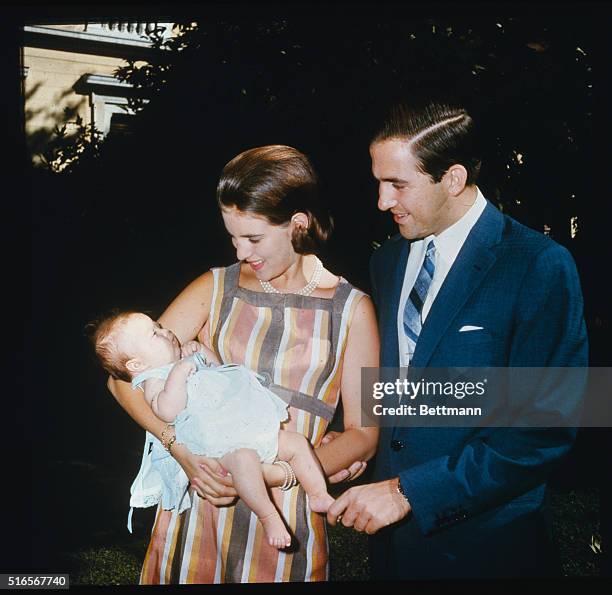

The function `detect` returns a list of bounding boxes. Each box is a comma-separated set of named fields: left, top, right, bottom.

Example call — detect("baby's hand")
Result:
left=181, top=340, right=204, bottom=358
left=175, top=357, right=197, bottom=376
left=200, top=345, right=221, bottom=366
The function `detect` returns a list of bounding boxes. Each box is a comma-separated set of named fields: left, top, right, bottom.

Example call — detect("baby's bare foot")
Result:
left=260, top=512, right=291, bottom=549
left=308, top=492, right=335, bottom=513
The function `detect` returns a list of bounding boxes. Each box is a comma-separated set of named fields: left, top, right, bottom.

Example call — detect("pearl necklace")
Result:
left=259, top=256, right=323, bottom=296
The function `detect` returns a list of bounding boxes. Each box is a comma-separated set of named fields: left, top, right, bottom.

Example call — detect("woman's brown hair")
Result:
left=217, top=145, right=333, bottom=254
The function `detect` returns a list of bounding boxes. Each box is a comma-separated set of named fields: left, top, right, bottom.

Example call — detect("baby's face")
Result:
left=118, top=313, right=181, bottom=370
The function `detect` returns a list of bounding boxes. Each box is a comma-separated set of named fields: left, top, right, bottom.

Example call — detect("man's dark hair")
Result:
left=371, top=101, right=482, bottom=185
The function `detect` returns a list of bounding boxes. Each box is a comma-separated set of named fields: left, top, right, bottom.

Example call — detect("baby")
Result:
left=91, top=310, right=334, bottom=548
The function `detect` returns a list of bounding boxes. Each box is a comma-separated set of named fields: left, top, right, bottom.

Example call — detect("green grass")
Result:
left=60, top=488, right=600, bottom=584
left=328, top=522, right=370, bottom=581
left=66, top=545, right=147, bottom=586
left=551, top=489, right=601, bottom=577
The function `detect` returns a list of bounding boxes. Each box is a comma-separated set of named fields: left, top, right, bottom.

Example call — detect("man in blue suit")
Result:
left=327, top=100, right=588, bottom=579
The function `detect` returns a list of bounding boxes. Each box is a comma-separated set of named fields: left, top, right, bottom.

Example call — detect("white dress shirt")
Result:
left=397, top=187, right=487, bottom=367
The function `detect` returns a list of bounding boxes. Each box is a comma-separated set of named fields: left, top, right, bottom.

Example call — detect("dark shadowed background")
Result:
left=10, top=1, right=611, bottom=580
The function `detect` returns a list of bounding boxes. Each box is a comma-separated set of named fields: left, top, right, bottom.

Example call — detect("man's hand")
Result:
left=321, top=430, right=368, bottom=484
left=327, top=478, right=411, bottom=534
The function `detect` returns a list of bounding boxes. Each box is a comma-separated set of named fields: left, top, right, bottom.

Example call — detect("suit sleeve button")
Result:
left=390, top=440, right=404, bottom=451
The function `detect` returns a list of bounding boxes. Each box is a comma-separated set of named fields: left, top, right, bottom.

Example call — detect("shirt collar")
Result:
left=431, top=186, right=487, bottom=261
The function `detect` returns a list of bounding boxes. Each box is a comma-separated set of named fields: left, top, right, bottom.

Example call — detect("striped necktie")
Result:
left=403, top=239, right=436, bottom=361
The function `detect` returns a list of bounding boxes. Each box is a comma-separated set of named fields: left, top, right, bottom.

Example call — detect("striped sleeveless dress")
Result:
left=139, top=263, right=366, bottom=583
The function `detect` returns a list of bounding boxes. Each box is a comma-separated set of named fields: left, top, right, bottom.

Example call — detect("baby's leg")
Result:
left=277, top=431, right=334, bottom=513
left=219, top=449, right=291, bottom=549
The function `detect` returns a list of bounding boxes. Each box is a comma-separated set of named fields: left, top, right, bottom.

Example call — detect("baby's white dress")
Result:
left=126, top=353, right=288, bottom=532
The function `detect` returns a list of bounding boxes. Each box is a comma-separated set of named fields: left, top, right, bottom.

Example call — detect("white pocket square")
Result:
left=459, top=325, right=484, bottom=332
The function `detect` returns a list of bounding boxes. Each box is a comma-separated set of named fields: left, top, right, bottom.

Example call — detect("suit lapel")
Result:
left=411, top=202, right=504, bottom=368
left=380, top=238, right=410, bottom=367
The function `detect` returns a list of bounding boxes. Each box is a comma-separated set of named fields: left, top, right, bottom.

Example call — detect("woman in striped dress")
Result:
left=110, top=145, right=379, bottom=582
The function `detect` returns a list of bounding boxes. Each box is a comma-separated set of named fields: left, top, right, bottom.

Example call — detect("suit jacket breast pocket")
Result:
left=456, top=329, right=496, bottom=345
left=436, top=329, right=506, bottom=367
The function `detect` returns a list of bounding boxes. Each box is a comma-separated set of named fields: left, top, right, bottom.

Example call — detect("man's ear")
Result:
left=126, top=358, right=144, bottom=373
left=444, top=165, right=468, bottom=196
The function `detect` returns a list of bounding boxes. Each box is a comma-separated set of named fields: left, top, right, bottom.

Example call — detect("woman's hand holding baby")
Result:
left=191, top=459, right=238, bottom=506
left=171, top=445, right=238, bottom=505
left=190, top=460, right=286, bottom=505
left=320, top=430, right=368, bottom=484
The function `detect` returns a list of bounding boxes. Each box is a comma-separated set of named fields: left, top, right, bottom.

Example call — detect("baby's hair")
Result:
left=85, top=309, right=141, bottom=383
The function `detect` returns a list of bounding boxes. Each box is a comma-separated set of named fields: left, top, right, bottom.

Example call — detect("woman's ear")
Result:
left=444, top=165, right=468, bottom=196
left=291, top=212, right=310, bottom=231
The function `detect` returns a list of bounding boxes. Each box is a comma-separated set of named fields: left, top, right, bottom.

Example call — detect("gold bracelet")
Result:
left=161, top=423, right=175, bottom=452
left=166, top=434, right=177, bottom=453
